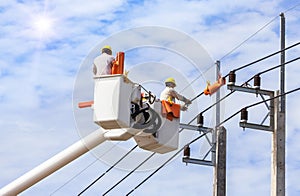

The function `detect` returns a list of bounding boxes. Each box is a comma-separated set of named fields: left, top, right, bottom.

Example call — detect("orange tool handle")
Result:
left=78, top=101, right=94, bottom=108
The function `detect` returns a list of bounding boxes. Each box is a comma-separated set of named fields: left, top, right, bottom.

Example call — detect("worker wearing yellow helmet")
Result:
left=160, top=77, right=192, bottom=111
left=93, top=45, right=115, bottom=77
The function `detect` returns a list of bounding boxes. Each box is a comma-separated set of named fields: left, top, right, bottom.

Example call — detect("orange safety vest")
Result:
left=161, top=100, right=180, bottom=121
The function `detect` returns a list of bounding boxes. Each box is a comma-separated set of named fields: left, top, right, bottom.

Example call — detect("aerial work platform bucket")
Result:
left=93, top=74, right=140, bottom=129
left=86, top=74, right=180, bottom=154
left=134, top=100, right=179, bottom=154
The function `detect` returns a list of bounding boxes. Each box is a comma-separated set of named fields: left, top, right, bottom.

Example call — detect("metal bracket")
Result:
left=179, top=123, right=213, bottom=133
left=180, top=123, right=214, bottom=166
left=228, top=84, right=275, bottom=131
left=227, top=84, right=273, bottom=96
left=240, top=122, right=273, bottom=132
left=182, top=157, right=213, bottom=166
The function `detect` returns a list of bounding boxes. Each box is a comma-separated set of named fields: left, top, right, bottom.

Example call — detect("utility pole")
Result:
left=213, top=126, right=226, bottom=196
left=213, top=61, right=226, bottom=196
left=181, top=61, right=227, bottom=196
left=280, top=13, right=286, bottom=112
left=271, top=13, right=286, bottom=196
left=271, top=91, right=285, bottom=196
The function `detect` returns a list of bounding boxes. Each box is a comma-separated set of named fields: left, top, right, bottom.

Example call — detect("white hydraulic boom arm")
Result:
left=0, top=129, right=107, bottom=195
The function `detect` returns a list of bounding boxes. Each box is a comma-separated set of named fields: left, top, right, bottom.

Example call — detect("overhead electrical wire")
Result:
left=216, top=86, right=300, bottom=128
left=50, top=159, right=98, bottom=196
left=247, top=56, right=300, bottom=79
left=101, top=91, right=208, bottom=195
left=126, top=87, right=300, bottom=195
left=125, top=56, right=300, bottom=194
left=102, top=152, right=156, bottom=195
left=224, top=0, right=300, bottom=62
left=85, top=49, right=300, bottom=195
left=49, top=4, right=300, bottom=196
left=181, top=0, right=300, bottom=93
left=78, top=145, right=138, bottom=196
left=225, top=41, right=300, bottom=76
left=245, top=87, right=300, bottom=110
left=87, top=23, right=300, bottom=195
left=78, top=90, right=206, bottom=195
left=72, top=5, right=300, bottom=194
left=181, top=42, right=300, bottom=105
left=50, top=141, right=123, bottom=195
left=105, top=6, right=300, bottom=194
left=78, top=46, right=300, bottom=195
left=126, top=132, right=208, bottom=195
left=181, top=40, right=300, bottom=96
left=282, top=2, right=300, bottom=14
left=181, top=13, right=280, bottom=92
left=219, top=15, right=279, bottom=61
left=124, top=26, right=300, bottom=196
left=201, top=52, right=300, bottom=116
left=99, top=90, right=211, bottom=195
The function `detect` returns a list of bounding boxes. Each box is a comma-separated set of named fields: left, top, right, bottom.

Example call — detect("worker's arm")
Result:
left=169, top=89, right=191, bottom=104
left=108, top=56, right=115, bottom=67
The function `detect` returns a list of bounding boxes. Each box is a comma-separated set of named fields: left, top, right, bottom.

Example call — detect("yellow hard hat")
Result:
left=165, top=77, right=176, bottom=86
left=102, top=45, right=112, bottom=51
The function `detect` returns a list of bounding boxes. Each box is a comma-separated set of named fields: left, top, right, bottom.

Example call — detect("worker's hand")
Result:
left=185, top=99, right=192, bottom=104
left=181, top=105, right=188, bottom=111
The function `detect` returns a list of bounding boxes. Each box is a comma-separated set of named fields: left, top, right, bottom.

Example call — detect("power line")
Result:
left=77, top=73, right=207, bottom=195
left=50, top=159, right=98, bottom=196
left=181, top=13, right=280, bottom=93
left=201, top=91, right=234, bottom=115
left=78, top=145, right=138, bottom=195
left=221, top=0, right=300, bottom=62
left=126, top=133, right=208, bottom=195
left=282, top=2, right=300, bottom=14
left=52, top=4, right=300, bottom=196
left=75, top=30, right=300, bottom=196
left=196, top=56, right=300, bottom=124
left=126, top=7, right=300, bottom=195
left=216, top=87, right=300, bottom=128
left=219, top=16, right=279, bottom=61
left=255, top=56, right=300, bottom=76
left=50, top=141, right=123, bottom=195
left=225, top=41, right=300, bottom=76
left=102, top=152, right=156, bottom=195
left=104, top=6, right=300, bottom=195
left=100, top=99, right=206, bottom=195
left=126, top=87, right=300, bottom=195
left=201, top=50, right=300, bottom=116
left=80, top=52, right=299, bottom=196
left=246, top=87, right=300, bottom=109
left=240, top=56, right=300, bottom=88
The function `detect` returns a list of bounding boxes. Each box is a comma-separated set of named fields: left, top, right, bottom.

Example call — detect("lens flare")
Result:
left=32, top=15, right=55, bottom=38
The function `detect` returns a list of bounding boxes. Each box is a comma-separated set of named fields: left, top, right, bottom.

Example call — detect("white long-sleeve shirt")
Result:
left=93, top=53, right=115, bottom=77
left=160, top=86, right=186, bottom=103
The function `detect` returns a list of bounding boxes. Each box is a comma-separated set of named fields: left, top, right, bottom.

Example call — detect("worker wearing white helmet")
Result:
left=160, top=77, right=192, bottom=111
left=93, top=45, right=115, bottom=77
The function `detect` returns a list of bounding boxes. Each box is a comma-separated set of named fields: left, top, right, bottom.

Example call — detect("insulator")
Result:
left=228, top=71, right=236, bottom=85
left=240, top=108, right=248, bottom=123
left=253, top=75, right=261, bottom=89
left=197, top=113, right=204, bottom=127
left=183, top=145, right=190, bottom=158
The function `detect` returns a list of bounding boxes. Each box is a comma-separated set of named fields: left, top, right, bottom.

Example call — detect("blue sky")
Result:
left=1, top=0, right=300, bottom=195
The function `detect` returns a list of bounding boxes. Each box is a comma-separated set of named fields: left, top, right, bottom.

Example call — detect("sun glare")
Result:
left=32, top=15, right=55, bottom=38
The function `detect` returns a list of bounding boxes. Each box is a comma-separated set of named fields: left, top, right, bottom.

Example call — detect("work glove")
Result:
left=183, top=97, right=192, bottom=104
left=181, top=105, right=188, bottom=111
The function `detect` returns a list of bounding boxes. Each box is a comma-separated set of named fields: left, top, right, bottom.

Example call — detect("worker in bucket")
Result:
left=160, top=77, right=192, bottom=111
left=93, top=45, right=115, bottom=77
